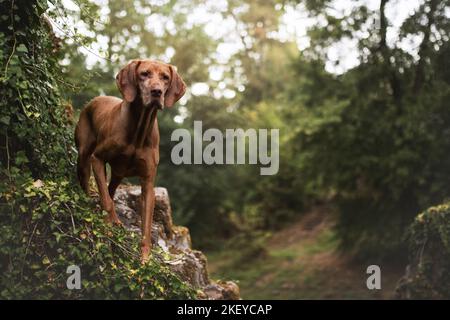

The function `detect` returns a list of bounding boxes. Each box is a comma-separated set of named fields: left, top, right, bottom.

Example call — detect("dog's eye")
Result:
left=162, top=74, right=170, bottom=81
left=141, top=71, right=150, bottom=77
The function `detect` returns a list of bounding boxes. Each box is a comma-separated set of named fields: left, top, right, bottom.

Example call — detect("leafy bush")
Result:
left=0, top=178, right=195, bottom=299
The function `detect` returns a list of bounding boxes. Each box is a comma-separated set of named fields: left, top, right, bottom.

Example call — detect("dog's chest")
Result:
left=109, top=146, right=156, bottom=177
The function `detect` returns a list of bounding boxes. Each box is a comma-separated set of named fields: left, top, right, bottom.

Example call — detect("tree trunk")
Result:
left=413, top=0, right=438, bottom=93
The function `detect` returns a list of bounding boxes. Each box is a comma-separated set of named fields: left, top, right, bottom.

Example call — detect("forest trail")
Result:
left=207, top=206, right=404, bottom=299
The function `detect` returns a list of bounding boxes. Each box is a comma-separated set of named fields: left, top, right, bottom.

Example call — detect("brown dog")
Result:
left=75, top=59, right=186, bottom=262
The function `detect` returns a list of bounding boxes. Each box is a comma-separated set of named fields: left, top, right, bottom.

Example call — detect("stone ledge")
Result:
left=114, top=185, right=240, bottom=300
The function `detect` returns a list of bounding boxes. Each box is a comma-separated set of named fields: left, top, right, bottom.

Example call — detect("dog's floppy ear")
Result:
left=116, top=60, right=140, bottom=103
left=165, top=65, right=186, bottom=108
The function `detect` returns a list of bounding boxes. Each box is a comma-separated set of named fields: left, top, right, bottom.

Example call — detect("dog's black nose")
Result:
left=151, top=89, right=162, bottom=98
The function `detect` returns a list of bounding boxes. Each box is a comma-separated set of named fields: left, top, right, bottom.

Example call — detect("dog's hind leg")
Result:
left=75, top=110, right=96, bottom=194
left=77, top=153, right=93, bottom=194
left=92, top=155, right=122, bottom=225
left=108, top=173, right=123, bottom=199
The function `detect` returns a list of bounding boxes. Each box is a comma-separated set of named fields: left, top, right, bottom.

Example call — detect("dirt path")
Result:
left=207, top=206, right=404, bottom=299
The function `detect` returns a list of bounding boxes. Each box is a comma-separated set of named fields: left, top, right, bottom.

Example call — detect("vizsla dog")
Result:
left=75, top=59, right=186, bottom=262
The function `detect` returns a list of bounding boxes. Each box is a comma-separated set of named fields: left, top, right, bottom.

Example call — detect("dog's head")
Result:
left=116, top=59, right=186, bottom=109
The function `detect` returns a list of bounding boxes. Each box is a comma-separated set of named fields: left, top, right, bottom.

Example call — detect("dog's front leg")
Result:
left=140, top=176, right=155, bottom=263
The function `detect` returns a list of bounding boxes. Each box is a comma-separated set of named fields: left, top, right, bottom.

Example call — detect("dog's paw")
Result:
left=113, top=219, right=123, bottom=227
left=140, top=247, right=152, bottom=264
left=105, top=215, right=123, bottom=227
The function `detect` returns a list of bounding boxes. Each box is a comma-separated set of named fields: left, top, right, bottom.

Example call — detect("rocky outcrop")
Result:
left=114, top=185, right=240, bottom=300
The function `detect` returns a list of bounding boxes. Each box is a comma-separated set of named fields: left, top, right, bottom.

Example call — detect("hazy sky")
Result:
left=280, top=0, right=423, bottom=73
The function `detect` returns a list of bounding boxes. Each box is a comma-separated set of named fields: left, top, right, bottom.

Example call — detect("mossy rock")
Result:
left=396, top=203, right=450, bottom=299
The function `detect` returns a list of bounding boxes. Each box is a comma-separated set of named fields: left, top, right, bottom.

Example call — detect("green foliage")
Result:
left=0, top=0, right=195, bottom=299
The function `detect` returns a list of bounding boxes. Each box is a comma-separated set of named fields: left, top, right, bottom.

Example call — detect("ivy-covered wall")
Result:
left=0, top=0, right=195, bottom=299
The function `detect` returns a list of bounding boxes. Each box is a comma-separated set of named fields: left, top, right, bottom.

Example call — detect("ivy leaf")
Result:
left=0, top=115, right=10, bottom=125
left=16, top=44, right=28, bottom=53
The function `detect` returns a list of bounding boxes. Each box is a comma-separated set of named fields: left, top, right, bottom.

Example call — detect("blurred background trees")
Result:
left=52, top=0, right=450, bottom=263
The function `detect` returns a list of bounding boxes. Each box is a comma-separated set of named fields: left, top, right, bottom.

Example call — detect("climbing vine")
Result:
left=0, top=0, right=195, bottom=299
